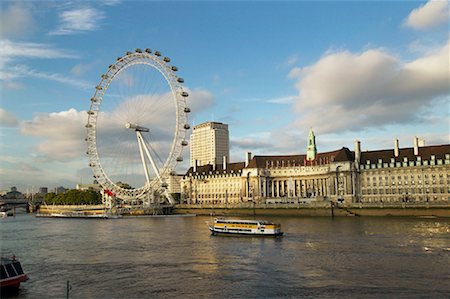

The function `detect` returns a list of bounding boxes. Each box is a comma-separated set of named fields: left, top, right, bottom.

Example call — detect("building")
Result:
left=167, top=174, right=183, bottom=194
left=190, top=121, right=229, bottom=167
left=357, top=138, right=450, bottom=203
left=39, top=187, right=48, bottom=194
left=182, top=157, right=245, bottom=204
left=181, top=132, right=450, bottom=205
left=76, top=183, right=102, bottom=192
left=54, top=186, right=68, bottom=194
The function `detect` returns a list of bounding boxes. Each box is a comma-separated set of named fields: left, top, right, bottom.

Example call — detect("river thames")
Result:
left=1, top=213, right=449, bottom=298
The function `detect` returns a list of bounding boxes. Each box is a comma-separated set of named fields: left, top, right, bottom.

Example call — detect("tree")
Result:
left=43, top=190, right=102, bottom=205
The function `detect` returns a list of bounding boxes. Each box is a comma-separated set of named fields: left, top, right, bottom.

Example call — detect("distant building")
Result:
left=55, top=186, right=68, bottom=194
left=3, top=187, right=24, bottom=199
left=182, top=131, right=450, bottom=205
left=190, top=121, right=229, bottom=167
left=39, top=187, right=48, bottom=194
left=76, top=183, right=102, bottom=192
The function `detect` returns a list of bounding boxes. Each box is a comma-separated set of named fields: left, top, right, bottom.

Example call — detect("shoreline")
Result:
left=33, top=203, right=450, bottom=218
left=173, top=205, right=450, bottom=217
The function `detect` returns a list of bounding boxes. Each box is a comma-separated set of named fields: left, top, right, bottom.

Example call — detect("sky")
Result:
left=0, top=0, right=449, bottom=191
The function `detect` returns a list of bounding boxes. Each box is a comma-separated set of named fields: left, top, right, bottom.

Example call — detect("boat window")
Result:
left=1, top=265, right=8, bottom=279
left=13, top=261, right=24, bottom=275
left=5, top=263, right=17, bottom=277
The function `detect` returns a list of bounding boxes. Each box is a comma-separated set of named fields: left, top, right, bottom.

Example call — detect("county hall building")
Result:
left=181, top=124, right=450, bottom=205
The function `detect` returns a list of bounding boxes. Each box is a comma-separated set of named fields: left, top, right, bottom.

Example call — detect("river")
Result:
left=1, top=213, right=449, bottom=298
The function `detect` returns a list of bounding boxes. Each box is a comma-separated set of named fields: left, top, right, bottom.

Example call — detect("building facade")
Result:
left=358, top=140, right=450, bottom=203
left=190, top=122, right=229, bottom=167
left=181, top=134, right=450, bottom=205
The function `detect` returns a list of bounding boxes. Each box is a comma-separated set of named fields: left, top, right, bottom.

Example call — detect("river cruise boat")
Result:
left=1, top=256, right=28, bottom=290
left=36, top=211, right=109, bottom=218
left=208, top=218, right=283, bottom=237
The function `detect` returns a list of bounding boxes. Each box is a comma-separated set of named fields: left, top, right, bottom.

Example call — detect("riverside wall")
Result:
left=34, top=203, right=450, bottom=217
left=173, top=203, right=450, bottom=217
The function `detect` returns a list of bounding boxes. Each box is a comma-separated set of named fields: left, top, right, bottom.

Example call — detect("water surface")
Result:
left=1, top=214, right=449, bottom=298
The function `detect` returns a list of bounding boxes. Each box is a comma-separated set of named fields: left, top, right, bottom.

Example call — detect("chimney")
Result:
left=418, top=138, right=425, bottom=147
left=245, top=152, right=252, bottom=167
left=223, top=156, right=227, bottom=170
left=194, top=159, right=197, bottom=172
left=394, top=139, right=399, bottom=157
left=413, top=136, right=419, bottom=156
left=355, top=140, right=361, bottom=166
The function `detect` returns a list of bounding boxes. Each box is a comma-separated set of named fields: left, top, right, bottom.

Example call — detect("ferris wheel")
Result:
left=85, top=48, right=191, bottom=205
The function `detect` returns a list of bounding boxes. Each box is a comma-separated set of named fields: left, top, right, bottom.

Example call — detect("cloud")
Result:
left=0, top=40, right=80, bottom=89
left=0, top=39, right=78, bottom=70
left=20, top=108, right=86, bottom=161
left=49, top=7, right=106, bottom=35
left=186, top=88, right=215, bottom=113
left=289, top=41, right=449, bottom=133
left=405, top=0, right=449, bottom=30
left=231, top=137, right=273, bottom=151
left=0, top=2, right=34, bottom=38
left=266, top=95, right=297, bottom=105
left=3, top=65, right=91, bottom=90
left=0, top=108, right=19, bottom=127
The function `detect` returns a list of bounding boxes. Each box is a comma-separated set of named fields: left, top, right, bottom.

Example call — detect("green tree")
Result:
left=44, top=189, right=102, bottom=205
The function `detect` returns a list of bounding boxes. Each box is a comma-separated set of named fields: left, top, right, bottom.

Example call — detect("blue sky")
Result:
left=1, top=0, right=449, bottom=191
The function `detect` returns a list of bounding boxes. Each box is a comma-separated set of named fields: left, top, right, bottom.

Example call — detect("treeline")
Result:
left=44, top=189, right=102, bottom=205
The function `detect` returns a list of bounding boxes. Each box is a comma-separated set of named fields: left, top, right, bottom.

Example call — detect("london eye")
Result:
left=85, top=48, right=191, bottom=205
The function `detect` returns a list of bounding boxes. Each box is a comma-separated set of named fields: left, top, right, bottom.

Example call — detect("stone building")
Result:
left=358, top=138, right=450, bottom=203
left=181, top=131, right=450, bottom=205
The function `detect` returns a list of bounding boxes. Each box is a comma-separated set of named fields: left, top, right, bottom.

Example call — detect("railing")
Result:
left=175, top=201, right=450, bottom=209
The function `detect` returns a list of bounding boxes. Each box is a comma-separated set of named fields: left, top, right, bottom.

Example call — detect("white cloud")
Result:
left=0, top=39, right=78, bottom=70
left=20, top=108, right=86, bottom=161
left=6, top=65, right=91, bottom=89
left=266, top=95, right=297, bottom=105
left=186, top=88, right=215, bottom=113
left=290, top=41, right=450, bottom=133
left=49, top=7, right=106, bottom=35
left=0, top=108, right=19, bottom=127
left=0, top=40, right=80, bottom=89
left=405, top=0, right=449, bottom=30
left=0, top=2, right=34, bottom=38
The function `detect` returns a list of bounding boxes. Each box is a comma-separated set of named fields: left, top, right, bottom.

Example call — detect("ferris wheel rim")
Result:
left=85, top=49, right=190, bottom=201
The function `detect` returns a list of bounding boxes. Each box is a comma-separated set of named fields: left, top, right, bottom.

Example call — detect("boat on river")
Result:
left=36, top=211, right=109, bottom=218
left=207, top=218, right=283, bottom=237
left=1, top=255, right=28, bottom=290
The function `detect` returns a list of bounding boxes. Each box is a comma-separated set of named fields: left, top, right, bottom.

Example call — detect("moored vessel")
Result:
left=207, top=218, right=283, bottom=237
left=1, top=255, right=28, bottom=290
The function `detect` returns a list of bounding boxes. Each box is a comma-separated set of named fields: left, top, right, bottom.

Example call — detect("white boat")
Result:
left=207, top=218, right=283, bottom=237
left=36, top=211, right=108, bottom=218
